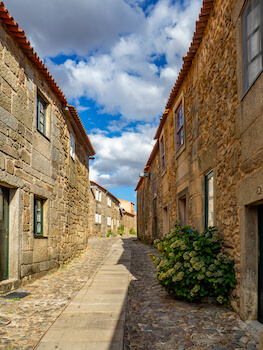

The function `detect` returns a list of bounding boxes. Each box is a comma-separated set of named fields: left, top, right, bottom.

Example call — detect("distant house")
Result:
left=136, top=0, right=263, bottom=323
left=0, top=2, right=95, bottom=292
left=90, top=181, right=137, bottom=236
left=90, top=181, right=120, bottom=237
left=118, top=199, right=137, bottom=235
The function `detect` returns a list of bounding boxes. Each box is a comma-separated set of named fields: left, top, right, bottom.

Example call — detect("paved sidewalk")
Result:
left=35, top=239, right=131, bottom=350
left=0, top=237, right=120, bottom=350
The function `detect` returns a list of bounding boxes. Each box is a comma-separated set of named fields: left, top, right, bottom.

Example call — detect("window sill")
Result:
left=34, top=235, right=48, bottom=239
left=161, top=168, right=166, bottom=177
left=176, top=142, right=186, bottom=158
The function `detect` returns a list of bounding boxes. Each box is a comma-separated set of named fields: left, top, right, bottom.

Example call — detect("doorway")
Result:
left=258, top=205, right=263, bottom=323
left=0, top=186, right=9, bottom=281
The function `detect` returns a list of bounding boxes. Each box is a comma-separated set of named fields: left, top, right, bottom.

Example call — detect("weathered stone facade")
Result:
left=118, top=198, right=137, bottom=235
left=90, top=182, right=137, bottom=237
left=136, top=0, right=263, bottom=322
left=90, top=181, right=121, bottom=237
left=0, top=4, right=95, bottom=292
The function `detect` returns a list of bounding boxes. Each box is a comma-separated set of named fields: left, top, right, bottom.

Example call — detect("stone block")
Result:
left=25, top=75, right=34, bottom=93
left=12, top=94, right=32, bottom=129
left=241, top=114, right=263, bottom=163
left=32, top=149, right=50, bottom=177
left=4, top=49, right=19, bottom=75
left=14, top=159, right=23, bottom=168
left=2, top=78, right=12, bottom=98
left=20, top=148, right=31, bottom=165
left=6, top=159, right=14, bottom=174
left=198, top=145, right=217, bottom=175
left=22, top=251, right=33, bottom=265
left=14, top=168, right=33, bottom=184
left=33, top=239, right=49, bottom=263
left=17, top=84, right=27, bottom=105
left=0, top=60, right=17, bottom=91
left=17, top=122, right=25, bottom=137
left=0, top=105, right=16, bottom=130
left=0, top=152, right=5, bottom=170
left=25, top=129, right=33, bottom=143
left=0, top=88, right=11, bottom=113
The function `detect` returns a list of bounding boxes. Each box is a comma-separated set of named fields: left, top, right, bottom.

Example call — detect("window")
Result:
left=95, top=213, right=101, bottom=224
left=178, top=189, right=188, bottom=227
left=205, top=170, right=214, bottom=228
left=34, top=197, right=44, bottom=237
left=153, top=180, right=157, bottom=199
left=95, top=190, right=102, bottom=201
left=107, top=216, right=111, bottom=226
left=107, top=197, right=111, bottom=207
left=70, top=133, right=75, bottom=161
left=160, top=136, right=165, bottom=171
left=36, top=94, right=47, bottom=136
left=176, top=103, right=184, bottom=150
left=242, top=0, right=263, bottom=94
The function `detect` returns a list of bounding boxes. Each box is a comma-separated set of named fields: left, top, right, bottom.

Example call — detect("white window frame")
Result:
left=241, top=0, right=263, bottom=95
left=107, top=197, right=111, bottom=207
left=107, top=216, right=111, bottom=226
left=70, top=133, right=76, bottom=161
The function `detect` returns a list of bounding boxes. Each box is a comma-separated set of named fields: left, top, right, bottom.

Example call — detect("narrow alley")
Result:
left=0, top=237, right=260, bottom=349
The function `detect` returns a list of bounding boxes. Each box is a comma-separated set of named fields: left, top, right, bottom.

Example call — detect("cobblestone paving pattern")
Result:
left=124, top=239, right=259, bottom=350
left=0, top=237, right=118, bottom=350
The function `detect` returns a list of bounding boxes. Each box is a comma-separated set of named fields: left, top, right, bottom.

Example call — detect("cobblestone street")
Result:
left=124, top=239, right=260, bottom=350
left=0, top=237, right=261, bottom=349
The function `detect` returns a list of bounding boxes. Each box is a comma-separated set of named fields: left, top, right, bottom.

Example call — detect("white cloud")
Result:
left=4, top=0, right=202, bottom=122
left=3, top=0, right=203, bottom=189
left=3, top=0, right=145, bottom=58
left=43, top=0, right=202, bottom=121
left=89, top=124, right=157, bottom=188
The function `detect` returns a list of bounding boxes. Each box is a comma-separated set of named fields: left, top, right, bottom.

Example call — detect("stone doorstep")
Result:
left=0, top=278, right=21, bottom=294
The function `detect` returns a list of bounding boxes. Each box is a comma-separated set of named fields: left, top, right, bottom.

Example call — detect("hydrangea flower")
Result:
left=183, top=252, right=190, bottom=260
left=174, top=262, right=182, bottom=270
left=208, top=264, right=216, bottom=271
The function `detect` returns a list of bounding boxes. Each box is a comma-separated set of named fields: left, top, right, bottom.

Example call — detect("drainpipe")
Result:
left=104, top=190, right=108, bottom=237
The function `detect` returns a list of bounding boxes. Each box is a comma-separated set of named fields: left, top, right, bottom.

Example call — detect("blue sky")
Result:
left=4, top=0, right=202, bottom=208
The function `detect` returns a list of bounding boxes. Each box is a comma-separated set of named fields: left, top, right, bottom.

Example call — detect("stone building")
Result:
left=136, top=0, right=263, bottom=322
left=118, top=198, right=137, bottom=235
left=90, top=181, right=120, bottom=237
left=0, top=3, right=95, bottom=292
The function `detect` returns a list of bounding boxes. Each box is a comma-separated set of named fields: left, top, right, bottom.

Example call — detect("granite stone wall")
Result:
left=136, top=0, right=263, bottom=321
left=0, top=18, right=93, bottom=292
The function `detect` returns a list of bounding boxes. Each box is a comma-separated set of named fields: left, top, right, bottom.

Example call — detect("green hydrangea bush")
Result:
left=151, top=222, right=236, bottom=304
